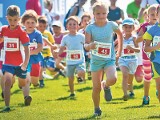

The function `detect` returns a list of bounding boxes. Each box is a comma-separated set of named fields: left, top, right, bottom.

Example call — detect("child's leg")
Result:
left=92, top=69, right=103, bottom=108
left=55, top=57, right=65, bottom=70
left=127, top=74, right=134, bottom=92
left=68, top=76, right=74, bottom=94
left=77, top=70, right=85, bottom=81
left=155, top=77, right=160, bottom=102
left=119, top=66, right=129, bottom=96
left=3, top=72, right=13, bottom=107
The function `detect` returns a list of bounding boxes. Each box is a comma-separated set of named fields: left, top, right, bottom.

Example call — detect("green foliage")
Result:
left=0, top=72, right=160, bottom=120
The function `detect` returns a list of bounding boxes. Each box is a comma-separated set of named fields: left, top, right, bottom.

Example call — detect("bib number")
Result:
left=67, top=50, right=82, bottom=61
left=4, top=37, right=19, bottom=51
left=122, top=44, right=135, bottom=56
left=92, top=42, right=111, bottom=58
left=153, top=36, right=160, bottom=51
left=29, top=43, right=37, bottom=51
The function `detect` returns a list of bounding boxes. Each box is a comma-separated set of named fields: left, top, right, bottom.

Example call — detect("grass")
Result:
left=0, top=71, right=160, bottom=120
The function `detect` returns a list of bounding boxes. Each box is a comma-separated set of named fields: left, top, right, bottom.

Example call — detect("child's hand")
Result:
left=51, top=44, right=58, bottom=50
left=89, top=42, right=97, bottom=50
left=126, top=45, right=133, bottom=50
left=52, top=50, right=58, bottom=58
left=21, top=64, right=27, bottom=71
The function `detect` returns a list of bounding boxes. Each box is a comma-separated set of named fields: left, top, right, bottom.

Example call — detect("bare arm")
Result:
left=30, top=43, right=43, bottom=55
left=84, top=32, right=96, bottom=51
left=144, top=40, right=160, bottom=52
left=21, top=45, right=30, bottom=70
left=136, top=28, right=144, bottom=44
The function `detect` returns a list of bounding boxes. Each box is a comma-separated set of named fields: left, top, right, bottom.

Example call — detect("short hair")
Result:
left=38, top=16, right=48, bottom=24
left=156, top=4, right=160, bottom=14
left=7, top=5, right=20, bottom=17
left=147, top=4, right=158, bottom=14
left=66, top=16, right=79, bottom=25
left=92, top=2, right=108, bottom=14
left=81, top=12, right=91, bottom=21
left=21, top=10, right=38, bottom=24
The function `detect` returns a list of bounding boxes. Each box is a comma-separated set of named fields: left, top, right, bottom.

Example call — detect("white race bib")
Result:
left=153, top=36, right=160, bottom=51
left=66, top=50, right=82, bottom=61
left=4, top=37, right=19, bottom=51
left=29, top=42, right=37, bottom=51
left=92, top=41, right=111, bottom=58
left=122, top=44, right=135, bottom=56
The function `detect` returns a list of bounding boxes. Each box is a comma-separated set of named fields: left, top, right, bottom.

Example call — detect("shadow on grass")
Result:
left=76, top=86, right=92, bottom=92
left=55, top=96, right=77, bottom=101
left=122, top=105, right=156, bottom=109
left=148, top=115, right=160, bottom=119
left=11, top=89, right=21, bottom=95
left=133, top=84, right=143, bottom=90
left=76, top=114, right=103, bottom=120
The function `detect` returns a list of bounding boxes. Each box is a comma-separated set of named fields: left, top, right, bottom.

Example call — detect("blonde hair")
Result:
left=66, top=16, right=79, bottom=25
left=147, top=4, right=158, bottom=14
left=92, top=2, right=108, bottom=14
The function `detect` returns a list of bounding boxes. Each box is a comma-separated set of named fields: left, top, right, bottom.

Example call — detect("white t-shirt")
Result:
left=140, top=0, right=158, bottom=8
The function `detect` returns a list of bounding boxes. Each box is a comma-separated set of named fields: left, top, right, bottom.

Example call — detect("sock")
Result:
left=39, top=80, right=44, bottom=84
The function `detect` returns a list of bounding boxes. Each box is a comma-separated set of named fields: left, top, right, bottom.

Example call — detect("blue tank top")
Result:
left=107, top=7, right=121, bottom=21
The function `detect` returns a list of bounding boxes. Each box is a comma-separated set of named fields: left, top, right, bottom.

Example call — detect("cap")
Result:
left=52, top=21, right=62, bottom=27
left=122, top=18, right=134, bottom=26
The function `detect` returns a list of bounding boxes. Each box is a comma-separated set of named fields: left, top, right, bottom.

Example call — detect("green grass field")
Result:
left=0, top=71, right=160, bottom=120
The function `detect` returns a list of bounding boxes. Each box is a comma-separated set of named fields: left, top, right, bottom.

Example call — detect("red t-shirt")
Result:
left=26, top=0, right=42, bottom=15
left=1, top=25, right=29, bottom=66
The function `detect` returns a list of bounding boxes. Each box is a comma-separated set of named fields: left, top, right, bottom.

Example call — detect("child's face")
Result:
left=6, top=15, right=20, bottom=30
left=148, top=9, right=157, bottom=24
left=93, top=6, right=107, bottom=23
left=23, top=18, right=37, bottom=33
left=66, top=20, right=79, bottom=33
left=81, top=16, right=90, bottom=27
left=37, top=23, right=47, bottom=33
left=52, top=26, right=61, bottom=35
left=122, top=25, right=134, bottom=35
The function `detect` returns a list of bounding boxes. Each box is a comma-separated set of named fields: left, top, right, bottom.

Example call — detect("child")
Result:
left=78, top=12, right=92, bottom=80
left=0, top=5, right=30, bottom=112
left=136, top=4, right=158, bottom=105
left=53, top=16, right=86, bottom=97
left=84, top=2, right=123, bottom=116
left=52, top=21, right=66, bottom=73
left=37, top=16, right=56, bottom=87
left=21, top=10, right=43, bottom=105
left=118, top=18, right=140, bottom=101
left=143, top=4, right=160, bottom=103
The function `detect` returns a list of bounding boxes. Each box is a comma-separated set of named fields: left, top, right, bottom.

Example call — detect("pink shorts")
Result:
left=0, top=61, right=2, bottom=69
left=59, top=52, right=66, bottom=58
left=135, top=65, right=143, bottom=78
left=29, top=63, right=40, bottom=77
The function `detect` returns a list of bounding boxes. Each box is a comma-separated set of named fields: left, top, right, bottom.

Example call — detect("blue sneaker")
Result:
left=142, top=96, right=150, bottom=105
left=94, top=109, right=102, bottom=117
left=0, top=106, right=10, bottom=113
left=104, top=87, right=112, bottom=101
left=129, top=91, right=135, bottom=97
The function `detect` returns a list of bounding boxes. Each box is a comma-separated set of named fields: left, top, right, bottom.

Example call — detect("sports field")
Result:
left=0, top=71, right=160, bottom=120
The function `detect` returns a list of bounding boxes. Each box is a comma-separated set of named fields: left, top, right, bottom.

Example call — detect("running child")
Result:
left=84, top=2, right=123, bottom=116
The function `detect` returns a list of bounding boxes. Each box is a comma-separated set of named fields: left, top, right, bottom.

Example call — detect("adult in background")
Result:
left=26, top=0, right=42, bottom=15
left=107, top=0, right=124, bottom=25
left=137, top=0, right=159, bottom=21
left=127, top=0, right=142, bottom=20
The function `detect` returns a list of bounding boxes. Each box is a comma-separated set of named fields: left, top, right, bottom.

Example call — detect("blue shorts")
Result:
left=40, top=57, right=55, bottom=69
left=2, top=64, right=27, bottom=79
left=118, top=57, right=138, bottom=74
left=152, top=62, right=160, bottom=79
left=90, top=59, right=115, bottom=72
left=66, top=63, right=86, bottom=77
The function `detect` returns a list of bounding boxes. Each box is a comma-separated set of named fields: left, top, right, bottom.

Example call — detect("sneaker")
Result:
left=59, top=70, right=66, bottom=77
left=42, top=72, right=53, bottom=79
left=129, top=91, right=135, bottom=97
left=77, top=77, right=83, bottom=83
left=69, top=93, right=75, bottom=97
left=0, top=106, right=10, bottom=113
left=39, top=83, right=45, bottom=88
left=156, top=90, right=158, bottom=98
left=33, top=84, right=39, bottom=88
left=104, top=87, right=112, bottom=101
left=142, top=96, right=150, bottom=105
left=1, top=91, right=4, bottom=99
left=123, top=95, right=129, bottom=101
left=94, top=109, right=102, bottom=117
left=24, top=96, right=32, bottom=106
left=88, top=71, right=92, bottom=80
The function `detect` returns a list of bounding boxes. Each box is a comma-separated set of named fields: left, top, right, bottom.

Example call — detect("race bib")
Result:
left=153, top=36, right=160, bottom=51
left=4, top=37, right=19, bottom=51
left=66, top=50, right=82, bottom=61
left=122, top=44, right=135, bottom=56
left=92, top=41, right=111, bottom=58
left=29, top=42, right=37, bottom=51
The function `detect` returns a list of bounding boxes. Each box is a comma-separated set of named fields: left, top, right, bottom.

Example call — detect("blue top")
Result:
left=61, top=33, right=85, bottom=65
left=85, top=21, right=118, bottom=61
left=28, top=29, right=43, bottom=64
left=107, top=7, right=121, bottom=21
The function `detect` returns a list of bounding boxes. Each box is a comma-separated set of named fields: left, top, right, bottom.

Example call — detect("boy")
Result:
left=0, top=5, right=30, bottom=112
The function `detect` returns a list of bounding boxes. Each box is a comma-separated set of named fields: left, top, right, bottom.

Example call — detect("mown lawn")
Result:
left=0, top=71, right=160, bottom=120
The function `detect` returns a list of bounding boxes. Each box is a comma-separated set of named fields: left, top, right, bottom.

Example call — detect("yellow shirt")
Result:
left=42, top=30, right=55, bottom=57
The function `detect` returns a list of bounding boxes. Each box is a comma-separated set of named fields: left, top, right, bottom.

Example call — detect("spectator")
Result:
left=127, top=0, right=142, bottom=19
left=26, top=0, right=42, bottom=15
left=107, top=0, right=124, bottom=25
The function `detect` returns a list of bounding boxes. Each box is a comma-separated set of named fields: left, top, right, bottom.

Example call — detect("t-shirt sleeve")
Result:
left=19, top=29, right=30, bottom=46
left=111, top=21, right=119, bottom=31
left=36, top=32, right=43, bottom=44
left=143, top=31, right=152, bottom=41
left=60, top=35, right=66, bottom=47
left=85, top=25, right=92, bottom=34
